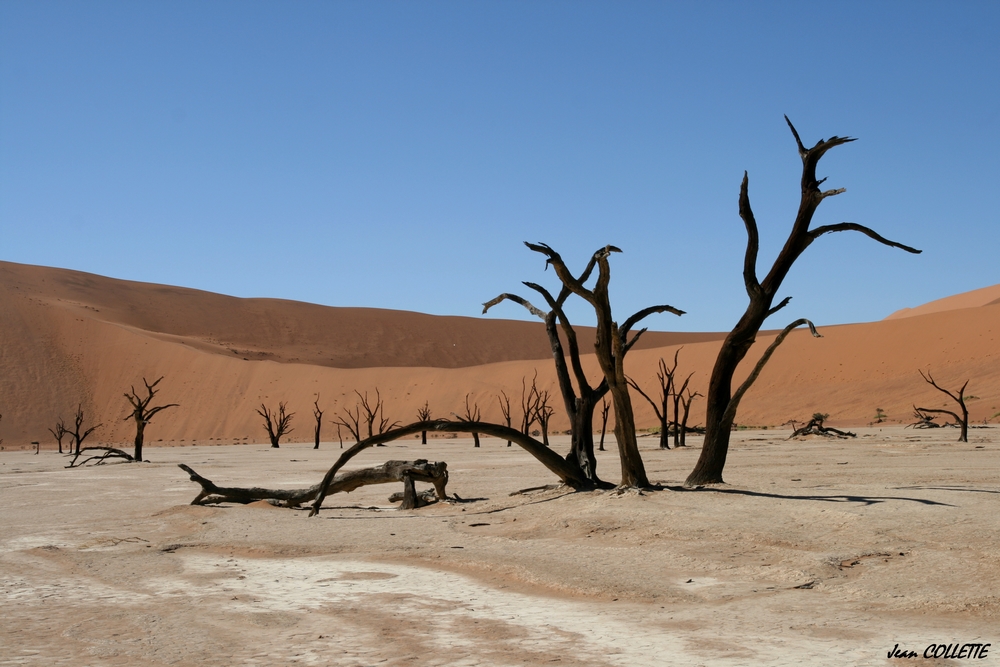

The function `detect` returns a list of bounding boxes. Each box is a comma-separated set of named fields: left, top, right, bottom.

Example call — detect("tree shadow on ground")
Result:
left=661, top=485, right=956, bottom=507
left=892, top=485, right=1000, bottom=496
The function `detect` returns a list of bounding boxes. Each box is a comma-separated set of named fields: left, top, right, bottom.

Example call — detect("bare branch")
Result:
left=721, top=319, right=822, bottom=428
left=766, top=296, right=792, bottom=319
left=739, top=172, right=762, bottom=297
left=620, top=304, right=685, bottom=339
left=482, top=293, right=547, bottom=319
left=809, top=222, right=922, bottom=254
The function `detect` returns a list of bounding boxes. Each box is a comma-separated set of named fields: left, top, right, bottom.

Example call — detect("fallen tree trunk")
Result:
left=178, top=459, right=449, bottom=510
left=67, top=446, right=137, bottom=467
left=788, top=418, right=856, bottom=439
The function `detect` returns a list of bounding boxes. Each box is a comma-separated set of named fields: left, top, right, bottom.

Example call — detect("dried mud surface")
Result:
left=2, top=427, right=998, bottom=666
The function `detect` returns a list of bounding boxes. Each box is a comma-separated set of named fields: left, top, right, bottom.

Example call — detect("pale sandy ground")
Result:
left=2, top=427, right=998, bottom=666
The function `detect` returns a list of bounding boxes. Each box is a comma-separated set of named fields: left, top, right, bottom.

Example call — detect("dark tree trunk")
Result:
left=659, top=417, right=670, bottom=449
left=685, top=119, right=920, bottom=487
left=134, top=422, right=145, bottom=462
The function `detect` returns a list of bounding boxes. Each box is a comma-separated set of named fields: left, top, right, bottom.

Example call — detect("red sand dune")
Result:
left=885, top=283, right=1000, bottom=320
left=1, top=260, right=998, bottom=447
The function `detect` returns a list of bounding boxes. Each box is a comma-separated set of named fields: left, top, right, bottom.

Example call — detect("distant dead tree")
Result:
left=48, top=418, right=69, bottom=454
left=914, top=370, right=970, bottom=442
left=532, top=389, right=555, bottom=447
left=497, top=391, right=513, bottom=447
left=789, top=413, right=856, bottom=439
left=685, top=118, right=920, bottom=487
left=485, top=243, right=682, bottom=488
left=312, top=396, right=324, bottom=450
left=123, top=377, right=178, bottom=461
left=69, top=405, right=101, bottom=456
left=677, top=386, right=702, bottom=447
left=627, top=354, right=678, bottom=450
left=906, top=409, right=940, bottom=429
left=460, top=394, right=482, bottom=447
left=598, top=398, right=610, bottom=452
left=519, top=373, right=542, bottom=436
left=335, top=389, right=399, bottom=447
left=335, top=403, right=362, bottom=444
left=416, top=401, right=432, bottom=444
left=257, top=402, right=294, bottom=448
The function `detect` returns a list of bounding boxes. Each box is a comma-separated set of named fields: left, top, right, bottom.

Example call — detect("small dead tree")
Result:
left=49, top=418, right=69, bottom=454
left=519, top=374, right=541, bottom=436
left=627, top=354, right=677, bottom=449
left=686, top=118, right=920, bottom=487
left=461, top=394, right=482, bottom=447
left=312, top=396, right=324, bottom=450
left=598, top=398, right=610, bottom=452
left=789, top=412, right=856, bottom=438
left=907, top=408, right=940, bottom=429
left=497, top=391, right=513, bottom=447
left=532, top=389, right=555, bottom=447
left=417, top=401, right=432, bottom=444
left=334, top=404, right=362, bottom=444
left=677, top=386, right=702, bottom=447
left=355, top=389, right=399, bottom=439
left=69, top=405, right=101, bottom=456
left=257, top=402, right=294, bottom=448
left=123, top=377, right=178, bottom=461
left=915, top=370, right=970, bottom=442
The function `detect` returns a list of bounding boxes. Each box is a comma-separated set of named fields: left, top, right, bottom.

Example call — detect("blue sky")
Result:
left=2, top=1, right=998, bottom=332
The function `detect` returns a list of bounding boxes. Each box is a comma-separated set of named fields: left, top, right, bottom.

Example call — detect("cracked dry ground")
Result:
left=2, top=427, right=998, bottom=666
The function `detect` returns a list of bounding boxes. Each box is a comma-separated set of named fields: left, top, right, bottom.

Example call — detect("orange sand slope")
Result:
left=885, top=283, right=1000, bottom=320
left=1, top=260, right=998, bottom=446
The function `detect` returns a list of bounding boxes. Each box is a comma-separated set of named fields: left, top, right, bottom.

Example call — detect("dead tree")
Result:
left=678, top=386, right=702, bottom=447
left=68, top=405, right=101, bottom=456
left=598, top=398, right=610, bottom=452
left=915, top=370, right=970, bottom=442
left=907, top=409, right=940, bottom=429
left=461, top=394, right=482, bottom=447
left=257, top=402, right=294, bottom=448
left=179, top=459, right=449, bottom=510
left=533, top=389, right=555, bottom=447
left=355, top=389, right=399, bottom=439
left=309, top=419, right=597, bottom=516
left=416, top=401, right=432, bottom=444
left=497, top=391, right=513, bottom=446
left=334, top=404, right=362, bottom=443
left=67, top=446, right=136, bottom=467
left=523, top=242, right=683, bottom=488
left=789, top=413, right=856, bottom=439
left=123, top=377, right=178, bottom=461
left=48, top=418, right=69, bottom=454
left=627, top=354, right=677, bottom=449
left=519, top=373, right=541, bottom=436
left=312, top=396, right=324, bottom=450
left=671, top=371, right=696, bottom=447
left=485, top=243, right=681, bottom=487
left=685, top=118, right=920, bottom=486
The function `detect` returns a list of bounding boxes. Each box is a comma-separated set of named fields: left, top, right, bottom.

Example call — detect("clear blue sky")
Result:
left=2, top=1, right=998, bottom=332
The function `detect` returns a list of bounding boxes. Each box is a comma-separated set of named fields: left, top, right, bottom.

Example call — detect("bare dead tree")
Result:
left=678, top=386, right=703, bottom=447
left=598, top=398, right=610, bottom=452
left=257, top=402, right=294, bottom=448
left=671, top=371, right=696, bottom=447
left=312, top=396, right=324, bottom=449
left=123, top=377, right=178, bottom=461
left=461, top=394, right=482, bottom=447
left=48, top=418, right=69, bottom=454
left=685, top=118, right=920, bottom=486
left=519, top=373, right=542, bottom=436
left=915, top=370, right=970, bottom=442
left=354, top=389, right=399, bottom=439
left=627, top=354, right=677, bottom=450
left=497, top=391, right=513, bottom=447
left=522, top=242, right=683, bottom=488
left=906, top=408, right=940, bottom=429
left=334, top=404, right=362, bottom=444
left=532, top=389, right=555, bottom=447
left=788, top=413, right=856, bottom=438
left=69, top=405, right=101, bottom=456
left=336, top=422, right=344, bottom=448
left=417, top=401, right=432, bottom=444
